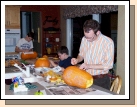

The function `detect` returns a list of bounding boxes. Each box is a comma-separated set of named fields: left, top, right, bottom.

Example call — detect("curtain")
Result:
left=63, top=5, right=118, bottom=19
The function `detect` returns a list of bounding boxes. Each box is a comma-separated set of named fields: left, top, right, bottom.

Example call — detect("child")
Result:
left=49, top=46, right=72, bottom=72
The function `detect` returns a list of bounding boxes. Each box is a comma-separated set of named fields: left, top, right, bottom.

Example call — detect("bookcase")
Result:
left=42, top=30, right=61, bottom=57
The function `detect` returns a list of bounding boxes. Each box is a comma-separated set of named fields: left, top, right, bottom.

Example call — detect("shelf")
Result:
left=44, top=31, right=61, bottom=34
left=43, top=52, right=58, bottom=57
left=42, top=29, right=61, bottom=56
left=43, top=42, right=61, bottom=44
left=44, top=33, right=61, bottom=34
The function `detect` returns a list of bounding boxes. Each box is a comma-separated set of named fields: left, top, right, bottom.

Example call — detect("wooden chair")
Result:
left=110, top=75, right=122, bottom=94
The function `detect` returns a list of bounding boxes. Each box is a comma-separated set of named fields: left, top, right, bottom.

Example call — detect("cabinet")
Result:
left=42, top=31, right=61, bottom=57
left=5, top=6, right=21, bottom=29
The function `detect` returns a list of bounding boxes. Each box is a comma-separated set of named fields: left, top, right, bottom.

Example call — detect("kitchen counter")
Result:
left=5, top=52, right=19, bottom=55
left=5, top=66, right=22, bottom=73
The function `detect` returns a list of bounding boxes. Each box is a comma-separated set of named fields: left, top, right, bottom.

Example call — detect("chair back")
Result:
left=110, top=75, right=122, bottom=94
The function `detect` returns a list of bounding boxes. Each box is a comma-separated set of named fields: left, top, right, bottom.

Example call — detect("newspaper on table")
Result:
left=46, top=85, right=96, bottom=95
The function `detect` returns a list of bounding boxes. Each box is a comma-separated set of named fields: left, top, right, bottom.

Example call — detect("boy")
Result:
left=49, top=46, right=72, bottom=72
left=15, top=32, right=34, bottom=53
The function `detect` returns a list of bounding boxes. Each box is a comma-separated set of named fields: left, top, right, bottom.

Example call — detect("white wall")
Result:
left=116, top=5, right=125, bottom=95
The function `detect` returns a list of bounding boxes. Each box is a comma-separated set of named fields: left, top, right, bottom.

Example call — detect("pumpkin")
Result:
left=63, top=66, right=93, bottom=88
left=21, top=51, right=37, bottom=60
left=34, top=58, right=50, bottom=68
left=42, top=55, right=48, bottom=59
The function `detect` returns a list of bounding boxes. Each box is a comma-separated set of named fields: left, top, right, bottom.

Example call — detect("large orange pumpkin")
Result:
left=21, top=51, right=37, bottom=60
left=34, top=58, right=50, bottom=68
left=63, top=66, right=93, bottom=88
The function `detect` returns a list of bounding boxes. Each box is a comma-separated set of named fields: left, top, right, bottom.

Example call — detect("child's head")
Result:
left=57, top=46, right=69, bottom=60
left=26, top=32, right=34, bottom=42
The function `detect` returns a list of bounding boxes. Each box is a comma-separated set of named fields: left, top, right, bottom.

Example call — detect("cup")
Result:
left=46, top=38, right=49, bottom=42
left=55, top=38, right=59, bottom=42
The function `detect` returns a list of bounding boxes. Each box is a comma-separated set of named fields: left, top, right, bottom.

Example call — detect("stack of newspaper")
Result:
left=47, top=86, right=97, bottom=95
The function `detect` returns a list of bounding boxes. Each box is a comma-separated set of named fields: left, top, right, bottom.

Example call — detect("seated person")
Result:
left=49, top=46, right=72, bottom=72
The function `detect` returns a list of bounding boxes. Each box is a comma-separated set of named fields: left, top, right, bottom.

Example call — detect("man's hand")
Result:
left=79, top=63, right=90, bottom=70
left=71, top=58, right=78, bottom=65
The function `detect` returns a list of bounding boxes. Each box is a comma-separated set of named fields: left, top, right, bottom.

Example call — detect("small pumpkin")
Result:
left=34, top=90, right=43, bottom=95
left=34, top=58, right=50, bottom=68
left=21, top=51, right=37, bottom=60
left=63, top=66, right=93, bottom=89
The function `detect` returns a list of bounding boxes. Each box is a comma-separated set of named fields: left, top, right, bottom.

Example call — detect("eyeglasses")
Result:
left=84, top=36, right=93, bottom=39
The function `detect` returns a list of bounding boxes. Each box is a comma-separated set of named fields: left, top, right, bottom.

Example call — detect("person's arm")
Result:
left=15, top=46, right=24, bottom=53
left=49, top=60, right=65, bottom=72
left=76, top=55, right=84, bottom=63
left=79, top=63, right=106, bottom=70
left=49, top=60, right=57, bottom=67
left=29, top=48, right=33, bottom=51
left=15, top=46, right=32, bottom=53
left=71, top=55, right=84, bottom=65
left=61, top=67, right=65, bottom=72
left=15, top=39, right=21, bottom=53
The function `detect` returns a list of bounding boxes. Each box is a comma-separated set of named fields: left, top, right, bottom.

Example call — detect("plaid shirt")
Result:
left=79, top=33, right=114, bottom=75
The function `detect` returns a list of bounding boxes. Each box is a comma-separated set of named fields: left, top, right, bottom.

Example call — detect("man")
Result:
left=71, top=19, right=114, bottom=90
left=15, top=32, right=34, bottom=59
left=49, top=46, right=72, bottom=72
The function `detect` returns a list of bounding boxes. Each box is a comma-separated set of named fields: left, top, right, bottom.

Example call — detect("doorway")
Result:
left=71, top=12, right=118, bottom=64
left=20, top=11, right=42, bottom=57
left=72, top=15, right=93, bottom=58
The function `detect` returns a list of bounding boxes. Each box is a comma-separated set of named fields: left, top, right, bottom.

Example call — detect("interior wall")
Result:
left=116, top=5, right=125, bottom=95
left=20, top=5, right=60, bottom=33
left=60, top=5, right=67, bottom=46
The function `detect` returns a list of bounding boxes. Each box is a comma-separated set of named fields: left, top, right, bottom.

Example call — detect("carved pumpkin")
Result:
left=21, top=51, right=37, bottom=60
left=35, top=58, right=50, bottom=68
left=63, top=66, right=93, bottom=89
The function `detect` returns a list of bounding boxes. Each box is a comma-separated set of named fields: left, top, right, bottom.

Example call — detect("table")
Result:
left=5, top=81, right=116, bottom=95
left=37, top=80, right=117, bottom=95
left=5, top=65, right=117, bottom=95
